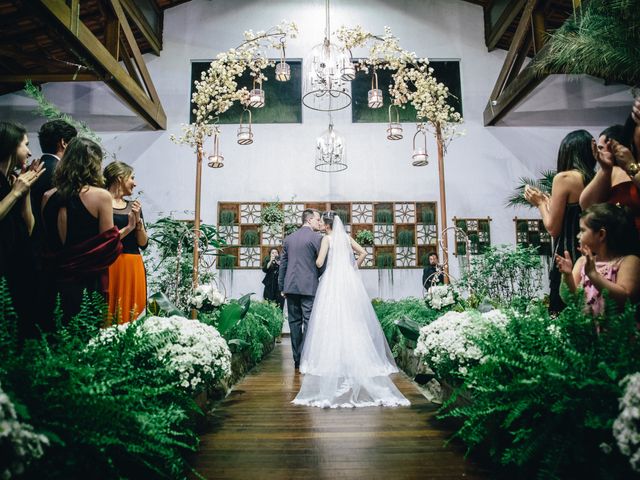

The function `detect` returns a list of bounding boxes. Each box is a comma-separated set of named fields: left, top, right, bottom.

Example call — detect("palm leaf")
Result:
left=506, top=170, right=556, bottom=208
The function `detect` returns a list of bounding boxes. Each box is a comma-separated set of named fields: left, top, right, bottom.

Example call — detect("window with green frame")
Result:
left=190, top=60, right=302, bottom=124
left=351, top=60, right=462, bottom=123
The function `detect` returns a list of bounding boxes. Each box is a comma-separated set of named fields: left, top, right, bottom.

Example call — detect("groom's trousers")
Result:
left=286, top=294, right=315, bottom=366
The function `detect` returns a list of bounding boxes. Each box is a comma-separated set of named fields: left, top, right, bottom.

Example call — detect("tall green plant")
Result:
left=375, top=209, right=393, bottom=224
left=397, top=230, right=415, bottom=247
left=533, top=0, right=640, bottom=85
left=460, top=244, right=543, bottom=306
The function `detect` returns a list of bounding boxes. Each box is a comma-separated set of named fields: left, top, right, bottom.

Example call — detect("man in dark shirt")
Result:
left=422, top=252, right=444, bottom=289
left=31, top=120, right=77, bottom=332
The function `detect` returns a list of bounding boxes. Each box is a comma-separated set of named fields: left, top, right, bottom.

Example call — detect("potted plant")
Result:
left=355, top=229, right=374, bottom=246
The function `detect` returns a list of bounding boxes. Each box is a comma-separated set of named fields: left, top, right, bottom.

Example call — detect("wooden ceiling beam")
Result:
left=0, top=73, right=101, bottom=82
left=485, top=0, right=527, bottom=51
left=30, top=0, right=166, bottom=130
left=120, top=0, right=162, bottom=56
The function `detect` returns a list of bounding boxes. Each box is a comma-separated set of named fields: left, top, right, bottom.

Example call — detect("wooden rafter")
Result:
left=29, top=0, right=166, bottom=130
left=483, top=0, right=548, bottom=126
left=485, top=0, right=527, bottom=52
left=120, top=0, right=162, bottom=56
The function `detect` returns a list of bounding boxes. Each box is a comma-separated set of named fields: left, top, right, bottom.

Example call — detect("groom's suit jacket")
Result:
left=278, top=226, right=323, bottom=296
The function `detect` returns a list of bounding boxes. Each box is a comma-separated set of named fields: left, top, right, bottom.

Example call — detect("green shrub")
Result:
left=376, top=253, right=394, bottom=269
left=441, top=293, right=639, bottom=478
left=421, top=208, right=436, bottom=224
left=242, top=230, right=259, bottom=246
left=375, top=209, right=393, bottom=224
left=397, top=230, right=415, bottom=247
left=219, top=255, right=236, bottom=269
left=219, top=210, right=236, bottom=225
left=355, top=229, right=374, bottom=246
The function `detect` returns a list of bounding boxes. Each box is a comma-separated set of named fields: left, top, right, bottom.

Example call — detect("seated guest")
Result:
left=104, top=161, right=148, bottom=324
left=41, top=138, right=131, bottom=321
left=0, top=121, right=45, bottom=339
left=555, top=203, right=640, bottom=316
left=422, top=252, right=444, bottom=288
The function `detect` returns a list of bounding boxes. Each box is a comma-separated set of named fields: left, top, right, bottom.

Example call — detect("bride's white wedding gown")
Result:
left=292, top=216, right=410, bottom=408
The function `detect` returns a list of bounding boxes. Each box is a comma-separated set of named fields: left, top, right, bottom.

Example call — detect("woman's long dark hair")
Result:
left=53, top=137, right=104, bottom=199
left=0, top=121, right=27, bottom=172
left=556, top=129, right=596, bottom=185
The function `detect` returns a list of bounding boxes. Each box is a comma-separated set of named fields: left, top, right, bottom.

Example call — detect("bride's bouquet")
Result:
left=188, top=284, right=226, bottom=312
left=425, top=284, right=456, bottom=310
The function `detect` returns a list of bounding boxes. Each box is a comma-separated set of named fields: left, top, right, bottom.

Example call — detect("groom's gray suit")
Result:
left=278, top=225, right=323, bottom=368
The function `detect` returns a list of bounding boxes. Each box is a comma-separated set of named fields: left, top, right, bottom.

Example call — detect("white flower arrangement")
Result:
left=188, top=284, right=226, bottom=311
left=90, top=316, right=232, bottom=394
left=0, top=382, right=49, bottom=478
left=414, top=309, right=509, bottom=378
left=613, top=372, right=640, bottom=472
left=336, top=25, right=464, bottom=144
left=171, top=20, right=297, bottom=149
left=425, top=284, right=456, bottom=310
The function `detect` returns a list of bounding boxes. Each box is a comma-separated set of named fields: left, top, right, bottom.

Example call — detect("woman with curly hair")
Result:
left=41, top=137, right=133, bottom=321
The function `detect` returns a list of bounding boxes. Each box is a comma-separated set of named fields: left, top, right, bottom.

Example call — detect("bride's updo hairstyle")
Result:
left=322, top=210, right=336, bottom=229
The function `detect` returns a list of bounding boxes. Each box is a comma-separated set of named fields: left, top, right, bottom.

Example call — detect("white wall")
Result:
left=0, top=0, right=632, bottom=300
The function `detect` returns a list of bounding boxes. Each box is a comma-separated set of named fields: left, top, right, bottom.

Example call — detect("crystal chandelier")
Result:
left=315, top=116, right=347, bottom=172
left=302, top=0, right=351, bottom=111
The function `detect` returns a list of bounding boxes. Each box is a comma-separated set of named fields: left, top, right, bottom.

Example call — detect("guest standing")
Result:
left=524, top=129, right=596, bottom=314
left=31, top=120, right=77, bottom=332
left=41, top=138, right=127, bottom=322
left=104, top=161, right=148, bottom=323
left=262, top=247, right=284, bottom=310
left=422, top=251, right=444, bottom=289
left=0, top=121, right=44, bottom=338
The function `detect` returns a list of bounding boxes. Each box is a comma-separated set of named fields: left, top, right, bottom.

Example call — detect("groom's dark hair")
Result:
left=302, top=208, right=319, bottom=224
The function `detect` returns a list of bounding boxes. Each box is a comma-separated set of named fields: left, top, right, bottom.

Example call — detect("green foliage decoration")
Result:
left=261, top=201, right=285, bottom=230
left=355, top=229, right=374, bottom=246
left=375, top=209, right=393, bottom=224
left=506, top=170, right=556, bottom=208
left=532, top=0, right=640, bottom=86
left=376, top=252, right=394, bottom=269
left=440, top=293, right=640, bottom=478
left=23, top=80, right=103, bottom=146
left=0, top=286, right=200, bottom=479
left=397, top=230, right=415, bottom=247
left=242, top=230, right=259, bottom=246
left=460, top=244, right=543, bottom=307
left=219, top=210, right=236, bottom=226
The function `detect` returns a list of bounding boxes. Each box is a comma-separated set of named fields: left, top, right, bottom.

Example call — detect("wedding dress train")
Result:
left=292, top=216, right=410, bottom=408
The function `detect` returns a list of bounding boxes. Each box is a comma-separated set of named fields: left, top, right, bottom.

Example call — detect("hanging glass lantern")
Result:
left=412, top=124, right=429, bottom=166
left=248, top=79, right=265, bottom=108
left=315, top=121, right=347, bottom=172
left=237, top=109, right=253, bottom=145
left=368, top=71, right=383, bottom=109
left=207, top=131, right=224, bottom=168
left=386, top=104, right=403, bottom=140
left=275, top=43, right=291, bottom=82
left=340, top=50, right=356, bottom=81
left=303, top=38, right=352, bottom=111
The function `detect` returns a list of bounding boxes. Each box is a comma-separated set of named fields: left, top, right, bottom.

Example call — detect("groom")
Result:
left=278, top=208, right=323, bottom=372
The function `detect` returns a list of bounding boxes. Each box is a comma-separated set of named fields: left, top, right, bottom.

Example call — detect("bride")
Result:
left=292, top=211, right=410, bottom=408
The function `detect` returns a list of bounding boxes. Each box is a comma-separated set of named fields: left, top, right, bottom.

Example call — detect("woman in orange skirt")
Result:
left=104, top=161, right=148, bottom=323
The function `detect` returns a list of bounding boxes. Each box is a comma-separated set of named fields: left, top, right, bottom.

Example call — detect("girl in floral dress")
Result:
left=555, top=203, right=640, bottom=315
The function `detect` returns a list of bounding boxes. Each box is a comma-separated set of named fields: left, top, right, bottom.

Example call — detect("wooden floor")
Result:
left=191, top=338, right=491, bottom=480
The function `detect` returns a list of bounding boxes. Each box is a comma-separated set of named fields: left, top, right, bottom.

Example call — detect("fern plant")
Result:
left=440, top=293, right=640, bottom=478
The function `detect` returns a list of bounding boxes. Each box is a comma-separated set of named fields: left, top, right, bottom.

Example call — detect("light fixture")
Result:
left=237, top=109, right=253, bottom=145
left=315, top=116, right=347, bottom=172
left=275, top=41, right=291, bottom=82
left=302, top=0, right=351, bottom=111
left=387, top=105, right=403, bottom=140
left=248, top=79, right=265, bottom=108
left=368, top=70, right=383, bottom=109
left=412, top=124, right=429, bottom=166
left=207, top=130, right=224, bottom=168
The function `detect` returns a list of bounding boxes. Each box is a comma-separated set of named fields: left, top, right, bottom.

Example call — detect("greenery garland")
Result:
left=533, top=0, right=640, bottom=85
left=22, top=80, right=102, bottom=146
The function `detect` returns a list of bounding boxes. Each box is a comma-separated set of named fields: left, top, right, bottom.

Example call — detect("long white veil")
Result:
left=293, top=213, right=410, bottom=408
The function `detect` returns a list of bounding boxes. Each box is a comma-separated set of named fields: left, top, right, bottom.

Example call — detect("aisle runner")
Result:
left=191, top=338, right=490, bottom=479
